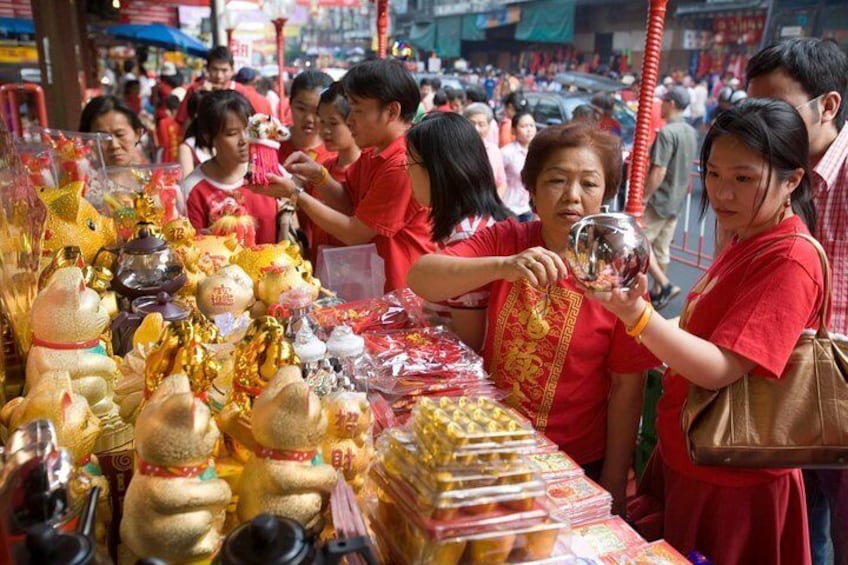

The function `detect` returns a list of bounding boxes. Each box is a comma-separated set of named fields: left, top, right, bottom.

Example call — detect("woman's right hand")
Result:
left=284, top=151, right=324, bottom=185
left=500, top=247, right=568, bottom=287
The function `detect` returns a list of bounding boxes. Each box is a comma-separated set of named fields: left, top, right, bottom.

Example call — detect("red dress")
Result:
left=442, top=219, right=659, bottom=463
left=306, top=155, right=355, bottom=264
left=641, top=215, right=823, bottom=564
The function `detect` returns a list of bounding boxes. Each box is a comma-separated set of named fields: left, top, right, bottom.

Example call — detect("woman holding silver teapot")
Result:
left=407, top=122, right=658, bottom=515
left=586, top=99, right=822, bottom=564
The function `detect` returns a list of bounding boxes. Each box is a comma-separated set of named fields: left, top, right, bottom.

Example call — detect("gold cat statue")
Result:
left=38, top=182, right=117, bottom=264
left=25, top=267, right=125, bottom=443
left=1, top=370, right=112, bottom=545
left=121, top=374, right=231, bottom=564
left=236, top=366, right=339, bottom=531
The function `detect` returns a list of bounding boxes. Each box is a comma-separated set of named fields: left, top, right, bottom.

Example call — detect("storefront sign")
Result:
left=0, top=44, right=37, bottom=64
left=682, top=29, right=713, bottom=50
left=713, top=14, right=765, bottom=46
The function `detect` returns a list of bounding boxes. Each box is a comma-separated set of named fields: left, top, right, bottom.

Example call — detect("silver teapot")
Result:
left=565, top=212, right=650, bottom=291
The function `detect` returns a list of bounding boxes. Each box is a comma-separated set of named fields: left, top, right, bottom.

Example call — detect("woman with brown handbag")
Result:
left=587, top=98, right=825, bottom=564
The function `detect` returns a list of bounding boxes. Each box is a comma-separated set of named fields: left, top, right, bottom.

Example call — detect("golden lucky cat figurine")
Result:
left=1, top=370, right=112, bottom=545
left=121, top=373, right=231, bottom=564
left=236, top=366, right=339, bottom=531
left=26, top=267, right=124, bottom=434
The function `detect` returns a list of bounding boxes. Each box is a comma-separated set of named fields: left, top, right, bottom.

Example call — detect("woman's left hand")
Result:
left=248, top=173, right=299, bottom=200
left=583, top=273, right=649, bottom=328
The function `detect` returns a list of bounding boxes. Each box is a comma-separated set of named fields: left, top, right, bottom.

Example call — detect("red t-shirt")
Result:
left=241, top=85, right=272, bottom=116
left=443, top=219, right=659, bottom=463
left=183, top=168, right=278, bottom=245
left=156, top=116, right=181, bottom=163
left=657, top=216, right=825, bottom=487
left=306, top=155, right=355, bottom=264
left=176, top=80, right=251, bottom=124
left=346, top=135, right=434, bottom=292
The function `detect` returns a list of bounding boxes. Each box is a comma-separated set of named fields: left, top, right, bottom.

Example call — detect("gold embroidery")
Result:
left=490, top=281, right=582, bottom=432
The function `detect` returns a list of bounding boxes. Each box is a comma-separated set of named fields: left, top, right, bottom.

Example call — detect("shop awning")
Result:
left=436, top=16, right=461, bottom=59
left=0, top=17, right=34, bottom=36
left=409, top=21, right=436, bottom=53
left=461, top=15, right=485, bottom=41
left=514, top=0, right=575, bottom=44
left=675, top=0, right=768, bottom=17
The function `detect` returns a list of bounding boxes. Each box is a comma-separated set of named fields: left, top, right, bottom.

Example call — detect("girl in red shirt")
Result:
left=305, top=82, right=362, bottom=263
left=407, top=122, right=658, bottom=515
left=183, top=90, right=279, bottom=246
left=588, top=99, right=822, bottom=563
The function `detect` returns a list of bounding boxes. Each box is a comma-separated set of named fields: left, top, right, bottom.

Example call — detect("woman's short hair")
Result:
left=511, top=111, right=534, bottom=129
left=521, top=122, right=622, bottom=202
left=462, top=102, right=493, bottom=122
left=290, top=70, right=333, bottom=101
left=79, top=95, right=144, bottom=133
left=700, top=97, right=816, bottom=233
left=318, top=81, right=350, bottom=118
left=406, top=112, right=511, bottom=242
left=194, top=89, right=253, bottom=151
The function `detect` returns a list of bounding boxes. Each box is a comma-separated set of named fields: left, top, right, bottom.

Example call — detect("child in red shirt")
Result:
left=252, top=60, right=434, bottom=292
left=156, top=95, right=181, bottom=163
left=183, top=90, right=279, bottom=246
left=587, top=100, right=820, bottom=564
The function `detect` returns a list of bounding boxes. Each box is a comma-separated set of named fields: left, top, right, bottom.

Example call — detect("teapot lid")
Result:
left=131, top=292, right=192, bottom=321
left=123, top=226, right=167, bottom=254
left=218, top=514, right=311, bottom=565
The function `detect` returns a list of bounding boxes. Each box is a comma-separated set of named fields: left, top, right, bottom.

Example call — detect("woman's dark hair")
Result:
left=699, top=97, right=816, bottom=233
left=511, top=111, right=534, bottom=129
left=343, top=59, right=420, bottom=122
left=319, top=81, right=350, bottom=118
left=123, top=79, right=140, bottom=94
left=406, top=112, right=511, bottom=242
left=184, top=90, right=206, bottom=141
left=522, top=122, right=622, bottom=202
left=79, top=95, right=144, bottom=133
left=290, top=70, right=332, bottom=101
left=194, top=90, right=253, bottom=151
left=502, top=91, right=528, bottom=112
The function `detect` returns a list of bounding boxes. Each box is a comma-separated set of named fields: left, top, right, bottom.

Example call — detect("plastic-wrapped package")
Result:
left=601, top=540, right=690, bottom=564
left=569, top=517, right=646, bottom=561
left=545, top=476, right=612, bottom=526
left=98, top=164, right=185, bottom=241
left=15, top=141, right=57, bottom=187
left=37, top=127, right=109, bottom=189
left=310, top=290, right=415, bottom=338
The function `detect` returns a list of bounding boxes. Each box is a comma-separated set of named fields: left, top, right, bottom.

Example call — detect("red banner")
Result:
left=120, top=0, right=179, bottom=26
left=713, top=13, right=766, bottom=46
left=0, top=0, right=32, bottom=18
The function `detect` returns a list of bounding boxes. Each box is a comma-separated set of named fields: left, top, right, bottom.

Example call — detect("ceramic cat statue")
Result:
left=120, top=373, right=231, bottom=564
left=236, top=366, right=339, bottom=531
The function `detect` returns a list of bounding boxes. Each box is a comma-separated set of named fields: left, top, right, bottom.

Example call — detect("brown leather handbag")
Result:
left=683, top=233, right=848, bottom=468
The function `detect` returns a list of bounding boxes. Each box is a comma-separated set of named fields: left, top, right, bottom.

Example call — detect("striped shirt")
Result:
left=812, top=125, right=848, bottom=334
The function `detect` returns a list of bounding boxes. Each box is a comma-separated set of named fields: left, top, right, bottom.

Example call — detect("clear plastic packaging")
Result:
left=545, top=476, right=612, bottom=526
left=569, top=517, right=646, bottom=560
left=36, top=127, right=109, bottom=188
left=14, top=141, right=58, bottom=187
left=315, top=243, right=385, bottom=302
left=309, top=291, right=412, bottom=337
left=369, top=485, right=571, bottom=565
left=97, top=164, right=185, bottom=241
left=600, top=540, right=689, bottom=564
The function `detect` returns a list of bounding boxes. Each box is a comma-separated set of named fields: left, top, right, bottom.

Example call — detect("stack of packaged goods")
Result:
left=601, top=540, right=691, bottom=564
left=309, top=288, right=426, bottom=338
left=367, top=396, right=572, bottom=564
left=546, top=475, right=613, bottom=526
left=569, top=517, right=652, bottom=561
left=360, top=327, right=501, bottom=423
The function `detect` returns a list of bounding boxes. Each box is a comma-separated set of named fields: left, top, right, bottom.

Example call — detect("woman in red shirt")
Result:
left=407, top=122, right=658, bottom=514
left=588, top=99, right=822, bottom=563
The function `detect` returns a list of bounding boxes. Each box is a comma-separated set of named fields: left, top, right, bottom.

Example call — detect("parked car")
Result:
left=523, top=91, right=636, bottom=151
left=413, top=72, right=470, bottom=93
left=553, top=71, right=624, bottom=93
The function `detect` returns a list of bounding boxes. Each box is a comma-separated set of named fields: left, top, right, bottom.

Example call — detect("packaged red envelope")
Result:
left=546, top=475, right=612, bottom=525
left=601, top=540, right=690, bottom=564
left=570, top=516, right=647, bottom=559
left=527, top=450, right=584, bottom=482
left=310, top=294, right=410, bottom=336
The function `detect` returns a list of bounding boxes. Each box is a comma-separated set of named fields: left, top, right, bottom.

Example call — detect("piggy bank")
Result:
left=38, top=182, right=117, bottom=264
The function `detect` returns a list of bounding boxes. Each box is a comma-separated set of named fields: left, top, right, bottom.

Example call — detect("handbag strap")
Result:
left=763, top=232, right=832, bottom=340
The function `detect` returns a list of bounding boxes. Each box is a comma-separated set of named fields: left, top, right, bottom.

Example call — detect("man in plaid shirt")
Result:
left=748, top=38, right=848, bottom=565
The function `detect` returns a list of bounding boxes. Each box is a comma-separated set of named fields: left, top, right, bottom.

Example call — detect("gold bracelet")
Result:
left=626, top=301, right=654, bottom=342
left=315, top=166, right=329, bottom=187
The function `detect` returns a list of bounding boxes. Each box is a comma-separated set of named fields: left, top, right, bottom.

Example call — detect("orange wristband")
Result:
left=626, top=301, right=654, bottom=341
left=315, top=166, right=329, bottom=187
